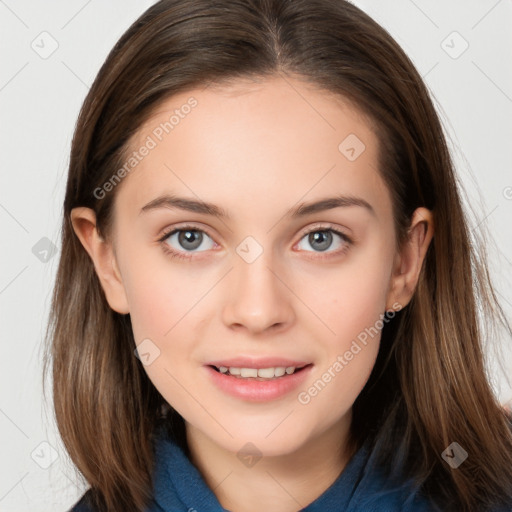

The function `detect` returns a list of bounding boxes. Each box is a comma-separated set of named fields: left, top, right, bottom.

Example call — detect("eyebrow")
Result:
left=139, top=194, right=375, bottom=219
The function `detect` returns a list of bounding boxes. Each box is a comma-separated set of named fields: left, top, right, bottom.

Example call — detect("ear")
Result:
left=70, top=207, right=130, bottom=314
left=385, top=207, right=434, bottom=311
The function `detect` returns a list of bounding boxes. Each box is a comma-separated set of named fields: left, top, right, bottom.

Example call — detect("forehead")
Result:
left=115, top=75, right=391, bottom=223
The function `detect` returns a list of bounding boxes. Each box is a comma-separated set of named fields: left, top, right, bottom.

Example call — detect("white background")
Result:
left=1, top=1, right=511, bottom=510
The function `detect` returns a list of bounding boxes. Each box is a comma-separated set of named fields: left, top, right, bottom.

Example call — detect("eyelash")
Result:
left=157, top=223, right=353, bottom=261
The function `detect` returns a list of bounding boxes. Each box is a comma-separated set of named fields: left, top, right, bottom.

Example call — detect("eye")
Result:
left=157, top=223, right=352, bottom=261
left=296, top=226, right=351, bottom=256
left=159, top=225, right=216, bottom=260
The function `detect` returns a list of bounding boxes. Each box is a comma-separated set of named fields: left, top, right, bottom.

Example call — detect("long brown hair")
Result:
left=43, top=0, right=512, bottom=510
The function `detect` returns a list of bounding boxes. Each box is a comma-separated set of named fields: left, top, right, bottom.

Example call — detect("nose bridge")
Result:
left=221, top=237, right=294, bottom=332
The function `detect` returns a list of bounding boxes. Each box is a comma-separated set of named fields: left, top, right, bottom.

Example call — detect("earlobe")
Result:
left=70, top=207, right=130, bottom=314
left=386, top=207, right=434, bottom=310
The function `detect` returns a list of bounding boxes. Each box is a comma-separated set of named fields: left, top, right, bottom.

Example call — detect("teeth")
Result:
left=217, top=366, right=298, bottom=379
left=241, top=368, right=258, bottom=378
left=257, top=368, right=275, bottom=378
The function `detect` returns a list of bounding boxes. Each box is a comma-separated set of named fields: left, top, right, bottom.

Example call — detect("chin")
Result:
left=214, top=425, right=311, bottom=458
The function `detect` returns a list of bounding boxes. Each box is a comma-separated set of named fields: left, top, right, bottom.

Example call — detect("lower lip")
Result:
left=204, top=364, right=313, bottom=402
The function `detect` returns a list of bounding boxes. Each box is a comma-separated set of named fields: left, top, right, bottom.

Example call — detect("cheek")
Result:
left=121, top=247, right=207, bottom=342
left=295, top=249, right=393, bottom=344
left=121, top=256, right=207, bottom=415
left=292, top=244, right=393, bottom=396
left=293, top=271, right=387, bottom=421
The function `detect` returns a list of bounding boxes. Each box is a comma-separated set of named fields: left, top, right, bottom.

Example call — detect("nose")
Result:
left=221, top=250, right=295, bottom=334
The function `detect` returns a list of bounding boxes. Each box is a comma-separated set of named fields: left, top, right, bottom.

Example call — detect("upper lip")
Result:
left=206, top=357, right=312, bottom=369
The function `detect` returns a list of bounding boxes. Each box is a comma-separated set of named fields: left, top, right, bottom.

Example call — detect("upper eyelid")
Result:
left=297, top=222, right=351, bottom=238
left=158, top=222, right=213, bottom=241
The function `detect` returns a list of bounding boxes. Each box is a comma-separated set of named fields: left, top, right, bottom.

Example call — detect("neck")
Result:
left=185, top=412, right=354, bottom=512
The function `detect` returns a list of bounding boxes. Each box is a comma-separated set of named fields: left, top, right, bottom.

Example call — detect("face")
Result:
left=101, top=76, right=402, bottom=456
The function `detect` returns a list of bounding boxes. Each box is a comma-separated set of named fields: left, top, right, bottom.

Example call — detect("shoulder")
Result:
left=350, top=476, right=440, bottom=511
left=67, top=488, right=166, bottom=512
left=349, top=441, right=512, bottom=512
left=68, top=489, right=95, bottom=512
left=346, top=442, right=440, bottom=512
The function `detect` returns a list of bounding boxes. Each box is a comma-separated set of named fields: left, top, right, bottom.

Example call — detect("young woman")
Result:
left=44, top=0, right=512, bottom=511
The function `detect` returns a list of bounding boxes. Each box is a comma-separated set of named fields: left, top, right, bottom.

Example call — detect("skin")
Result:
left=71, top=75, right=434, bottom=512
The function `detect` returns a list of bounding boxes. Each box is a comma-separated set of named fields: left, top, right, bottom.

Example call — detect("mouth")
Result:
left=208, top=363, right=312, bottom=381
left=205, top=362, right=314, bottom=402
